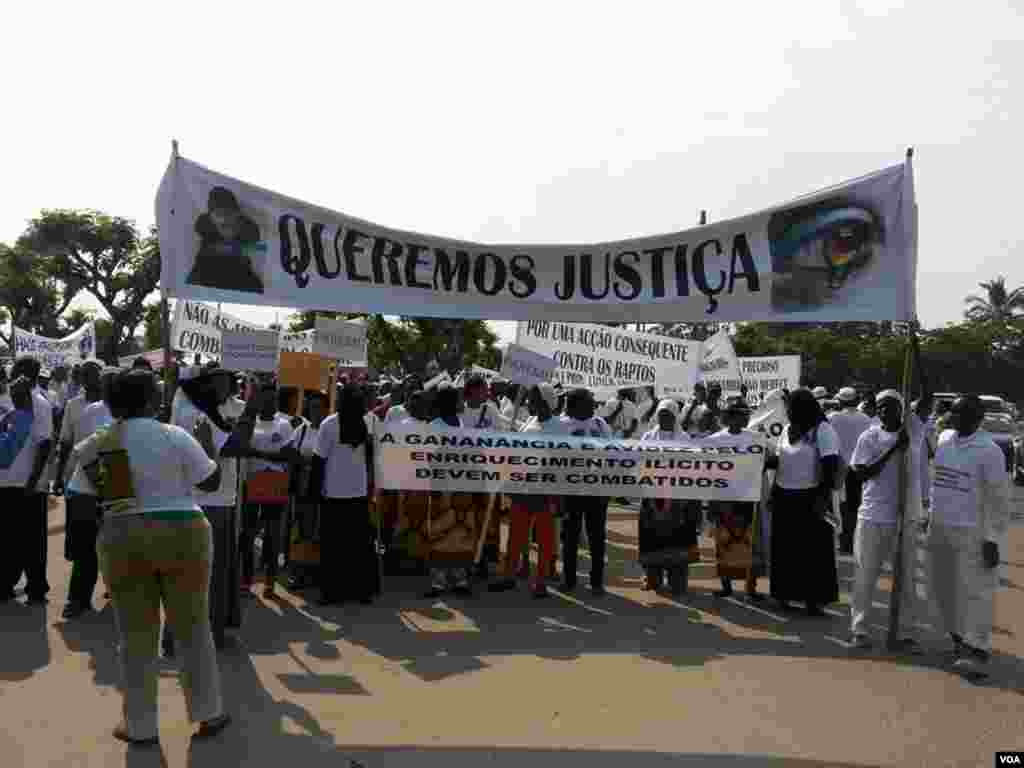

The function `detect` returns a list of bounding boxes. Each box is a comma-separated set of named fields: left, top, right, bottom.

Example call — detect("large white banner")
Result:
left=157, top=154, right=917, bottom=323
left=171, top=300, right=263, bottom=357
left=376, top=425, right=765, bottom=500
left=516, top=320, right=700, bottom=398
left=13, top=323, right=96, bottom=369
left=737, top=355, right=802, bottom=397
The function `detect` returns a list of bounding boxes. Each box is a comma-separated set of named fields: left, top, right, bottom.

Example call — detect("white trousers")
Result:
left=850, top=520, right=918, bottom=638
left=928, top=523, right=998, bottom=652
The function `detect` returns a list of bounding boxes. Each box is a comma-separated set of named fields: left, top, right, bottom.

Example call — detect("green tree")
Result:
left=0, top=242, right=80, bottom=346
left=287, top=312, right=497, bottom=375
left=142, top=302, right=164, bottom=351
left=19, top=211, right=160, bottom=361
left=964, top=276, right=1024, bottom=324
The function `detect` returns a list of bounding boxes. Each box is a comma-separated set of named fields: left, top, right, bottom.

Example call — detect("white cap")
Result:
left=876, top=389, right=903, bottom=407
left=837, top=386, right=858, bottom=403
left=812, top=386, right=828, bottom=399
left=656, top=398, right=680, bottom=416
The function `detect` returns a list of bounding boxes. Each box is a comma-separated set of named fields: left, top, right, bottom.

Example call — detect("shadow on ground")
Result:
left=0, top=598, right=50, bottom=683
left=182, top=742, right=887, bottom=768
left=219, top=523, right=1024, bottom=699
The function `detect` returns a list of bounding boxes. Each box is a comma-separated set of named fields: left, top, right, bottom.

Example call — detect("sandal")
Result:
left=194, top=714, right=232, bottom=740
left=113, top=723, right=159, bottom=746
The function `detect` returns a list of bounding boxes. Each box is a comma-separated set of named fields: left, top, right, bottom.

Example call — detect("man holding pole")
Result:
left=848, top=390, right=926, bottom=652
left=461, top=374, right=505, bottom=579
left=928, top=395, right=1011, bottom=680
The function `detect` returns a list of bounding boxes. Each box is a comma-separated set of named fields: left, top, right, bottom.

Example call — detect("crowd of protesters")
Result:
left=0, top=349, right=1011, bottom=743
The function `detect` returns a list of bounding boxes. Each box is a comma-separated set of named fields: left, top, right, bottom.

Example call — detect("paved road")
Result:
left=3, top=493, right=1024, bottom=768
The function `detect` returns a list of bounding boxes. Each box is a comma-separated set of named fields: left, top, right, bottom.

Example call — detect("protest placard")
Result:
left=221, top=329, right=279, bottom=372
left=499, top=343, right=557, bottom=388
left=313, top=316, right=368, bottom=365
left=516, top=320, right=700, bottom=398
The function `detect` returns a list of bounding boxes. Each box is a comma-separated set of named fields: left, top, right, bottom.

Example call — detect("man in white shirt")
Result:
left=830, top=387, right=874, bottom=554
left=848, top=390, right=925, bottom=651
left=928, top=395, right=1011, bottom=680
left=460, top=373, right=504, bottom=576
left=0, top=357, right=54, bottom=604
left=559, top=388, right=613, bottom=596
left=55, top=360, right=107, bottom=618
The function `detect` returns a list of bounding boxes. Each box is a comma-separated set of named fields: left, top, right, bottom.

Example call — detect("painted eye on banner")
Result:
left=768, top=203, right=883, bottom=311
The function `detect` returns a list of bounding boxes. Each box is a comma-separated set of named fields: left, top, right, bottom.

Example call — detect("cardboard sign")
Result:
left=221, top=329, right=279, bottom=372
left=499, top=343, right=557, bottom=387
left=279, top=350, right=330, bottom=391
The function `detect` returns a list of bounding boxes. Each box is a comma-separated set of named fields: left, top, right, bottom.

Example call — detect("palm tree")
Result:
left=964, top=276, right=1024, bottom=323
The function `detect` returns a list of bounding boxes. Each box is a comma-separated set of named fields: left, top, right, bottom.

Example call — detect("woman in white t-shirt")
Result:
left=311, top=384, right=376, bottom=605
left=238, top=382, right=297, bottom=598
left=765, top=388, right=841, bottom=616
left=79, top=369, right=232, bottom=744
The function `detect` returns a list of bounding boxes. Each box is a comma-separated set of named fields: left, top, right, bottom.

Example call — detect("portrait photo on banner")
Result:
left=184, top=180, right=271, bottom=296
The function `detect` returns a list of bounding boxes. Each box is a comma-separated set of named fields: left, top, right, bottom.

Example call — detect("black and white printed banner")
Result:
left=376, top=425, right=766, bottom=500
left=157, top=154, right=917, bottom=323
left=13, top=323, right=96, bottom=369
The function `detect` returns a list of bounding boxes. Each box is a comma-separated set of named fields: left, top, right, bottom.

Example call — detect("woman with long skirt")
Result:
left=423, top=385, right=479, bottom=598
left=310, top=384, right=377, bottom=605
left=765, top=388, right=840, bottom=616
left=710, top=397, right=766, bottom=600
left=638, top=400, right=700, bottom=595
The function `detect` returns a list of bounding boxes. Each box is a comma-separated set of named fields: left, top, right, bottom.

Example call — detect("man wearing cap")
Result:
left=848, top=389, right=925, bottom=651
left=928, top=395, right=1010, bottom=679
left=829, top=387, right=874, bottom=554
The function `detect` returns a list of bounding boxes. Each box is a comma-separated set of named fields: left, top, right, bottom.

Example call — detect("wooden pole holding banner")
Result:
left=887, top=147, right=916, bottom=652
left=160, top=138, right=179, bottom=410
left=473, top=387, right=524, bottom=566
left=886, top=325, right=915, bottom=650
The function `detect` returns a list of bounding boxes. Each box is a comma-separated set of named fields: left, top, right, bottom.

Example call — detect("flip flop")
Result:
left=113, top=724, right=159, bottom=747
left=193, top=714, right=232, bottom=740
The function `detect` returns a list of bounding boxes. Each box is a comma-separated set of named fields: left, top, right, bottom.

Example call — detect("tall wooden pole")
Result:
left=886, top=147, right=916, bottom=651
left=161, top=139, right=179, bottom=409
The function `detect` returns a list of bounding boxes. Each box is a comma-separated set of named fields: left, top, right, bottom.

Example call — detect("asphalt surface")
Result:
left=2, top=493, right=1023, bottom=768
